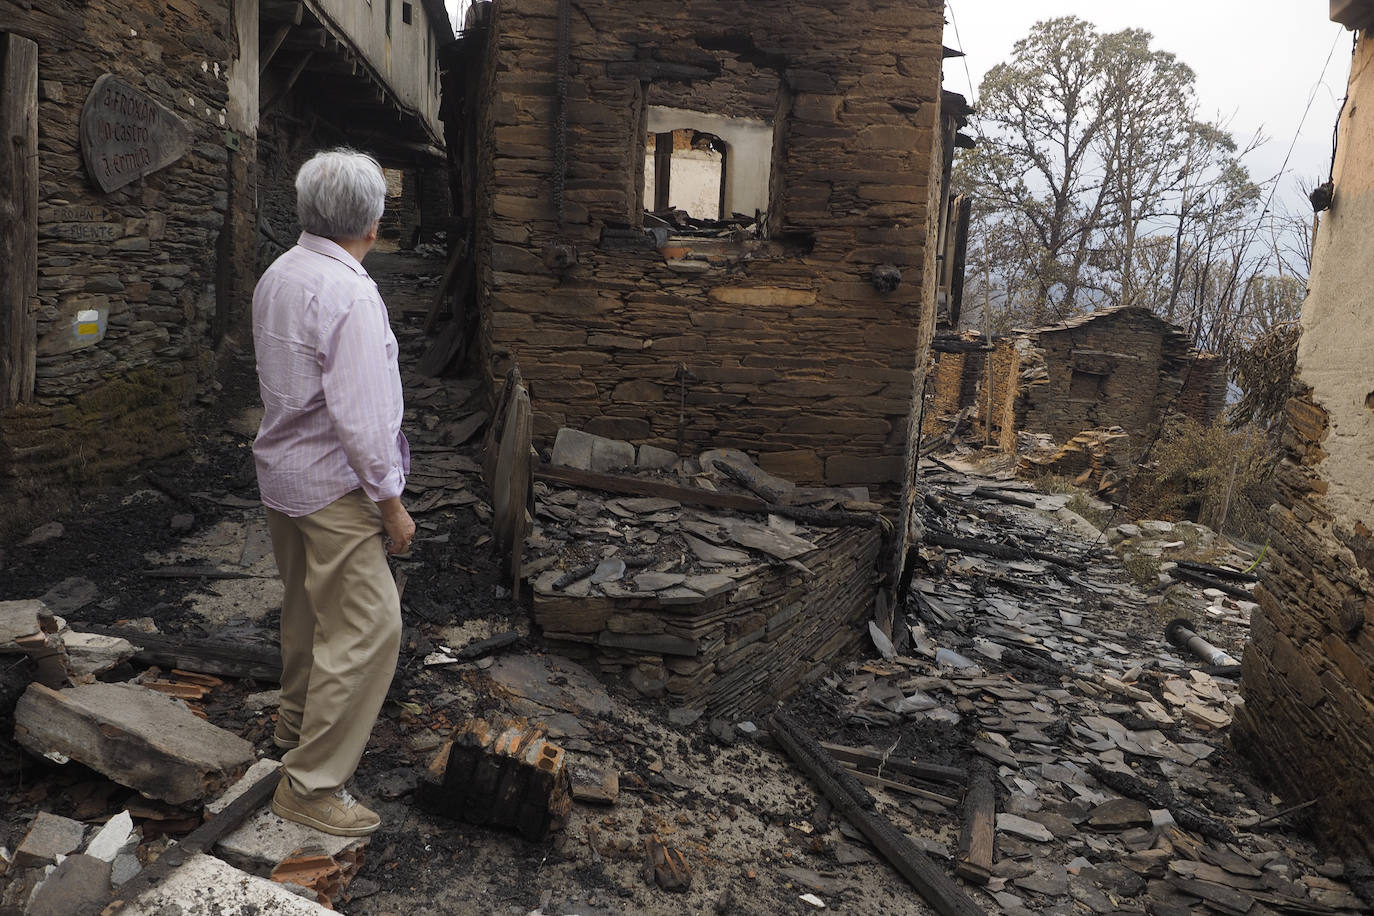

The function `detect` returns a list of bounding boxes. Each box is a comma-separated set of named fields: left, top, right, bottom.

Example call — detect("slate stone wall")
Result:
left=1234, top=29, right=1374, bottom=859
left=474, top=0, right=947, bottom=492
left=1008, top=308, right=1211, bottom=450
left=1233, top=389, right=1374, bottom=858
left=0, top=0, right=245, bottom=501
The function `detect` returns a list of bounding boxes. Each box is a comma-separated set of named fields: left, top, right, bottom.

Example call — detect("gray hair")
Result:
left=295, top=148, right=386, bottom=240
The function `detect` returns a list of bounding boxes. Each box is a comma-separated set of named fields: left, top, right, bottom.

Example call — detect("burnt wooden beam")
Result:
left=954, top=761, right=995, bottom=884
left=262, top=51, right=314, bottom=113
left=1170, top=566, right=1254, bottom=600
left=818, top=742, right=967, bottom=786
left=100, top=768, right=282, bottom=914
left=261, top=0, right=305, bottom=25
left=973, top=486, right=1037, bottom=509
left=1173, top=559, right=1259, bottom=584
left=280, top=27, right=329, bottom=51
left=259, top=23, right=293, bottom=73
left=769, top=713, right=985, bottom=916
left=924, top=530, right=1087, bottom=571
left=653, top=131, right=672, bottom=212
left=84, top=626, right=282, bottom=683
left=0, top=33, right=37, bottom=408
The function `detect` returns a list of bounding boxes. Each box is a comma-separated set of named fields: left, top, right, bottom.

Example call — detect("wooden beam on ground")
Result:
left=0, top=33, right=37, bottom=408
left=1171, top=566, right=1254, bottom=600
left=84, top=626, right=282, bottom=683
left=924, top=530, right=1086, bottom=571
left=100, top=768, right=282, bottom=915
left=818, top=742, right=967, bottom=786
left=955, top=762, right=995, bottom=884
left=768, top=714, right=985, bottom=916
left=841, top=766, right=958, bottom=808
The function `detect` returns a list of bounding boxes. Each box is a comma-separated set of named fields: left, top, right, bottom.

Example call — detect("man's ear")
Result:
left=366, top=220, right=380, bottom=242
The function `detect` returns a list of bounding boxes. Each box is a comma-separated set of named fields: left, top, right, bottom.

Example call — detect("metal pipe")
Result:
left=1165, top=618, right=1239, bottom=667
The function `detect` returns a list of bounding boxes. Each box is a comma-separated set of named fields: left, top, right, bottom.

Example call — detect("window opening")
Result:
left=402, top=2, right=413, bottom=25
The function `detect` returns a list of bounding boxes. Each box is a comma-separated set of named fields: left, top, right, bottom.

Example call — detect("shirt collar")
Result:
left=297, top=232, right=369, bottom=276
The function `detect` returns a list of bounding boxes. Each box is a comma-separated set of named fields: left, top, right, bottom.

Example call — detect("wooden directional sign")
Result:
left=80, top=74, right=192, bottom=193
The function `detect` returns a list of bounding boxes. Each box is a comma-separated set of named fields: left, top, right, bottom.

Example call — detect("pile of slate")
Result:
left=810, top=464, right=1368, bottom=914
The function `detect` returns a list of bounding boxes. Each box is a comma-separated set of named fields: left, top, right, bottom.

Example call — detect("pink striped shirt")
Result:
left=252, top=233, right=409, bottom=517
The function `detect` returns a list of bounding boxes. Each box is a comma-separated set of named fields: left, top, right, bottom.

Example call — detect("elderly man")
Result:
left=252, top=148, right=414, bottom=837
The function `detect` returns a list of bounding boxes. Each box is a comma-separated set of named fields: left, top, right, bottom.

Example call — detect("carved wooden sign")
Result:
left=80, top=74, right=192, bottom=193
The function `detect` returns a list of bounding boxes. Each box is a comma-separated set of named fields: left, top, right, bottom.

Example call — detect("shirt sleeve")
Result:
left=318, top=295, right=406, bottom=503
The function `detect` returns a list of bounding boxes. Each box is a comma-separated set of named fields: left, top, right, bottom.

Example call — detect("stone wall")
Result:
left=1177, top=352, right=1228, bottom=427
left=1234, top=27, right=1374, bottom=859
left=0, top=0, right=248, bottom=504
left=474, top=0, right=947, bottom=494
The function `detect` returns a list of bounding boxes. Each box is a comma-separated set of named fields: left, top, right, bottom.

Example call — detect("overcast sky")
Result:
left=945, top=0, right=1353, bottom=214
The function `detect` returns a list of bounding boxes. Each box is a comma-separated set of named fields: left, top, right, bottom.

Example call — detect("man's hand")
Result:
left=377, top=497, right=415, bottom=555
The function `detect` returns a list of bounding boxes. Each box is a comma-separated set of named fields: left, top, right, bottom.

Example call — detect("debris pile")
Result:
left=522, top=429, right=888, bottom=715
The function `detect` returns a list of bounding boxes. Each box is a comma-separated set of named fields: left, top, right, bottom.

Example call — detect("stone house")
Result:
left=1233, top=0, right=1374, bottom=861
left=0, top=0, right=450, bottom=516
left=451, top=0, right=951, bottom=529
left=922, top=306, right=1227, bottom=455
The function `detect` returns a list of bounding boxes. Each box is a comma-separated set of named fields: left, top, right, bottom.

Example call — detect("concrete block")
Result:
left=208, top=760, right=365, bottom=875
left=14, top=812, right=85, bottom=868
left=13, top=682, right=255, bottom=805
left=118, top=852, right=334, bottom=915
left=549, top=427, right=635, bottom=472
left=61, top=632, right=135, bottom=677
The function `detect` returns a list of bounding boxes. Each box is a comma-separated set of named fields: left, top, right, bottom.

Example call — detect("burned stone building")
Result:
left=454, top=0, right=950, bottom=502
left=431, top=0, right=958, bottom=711
left=1234, top=1, right=1374, bottom=861
left=924, top=306, right=1227, bottom=457
left=0, top=0, right=450, bottom=515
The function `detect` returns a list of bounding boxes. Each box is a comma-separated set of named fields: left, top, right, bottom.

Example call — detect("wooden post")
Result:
left=652, top=131, right=672, bottom=212
left=0, top=32, right=38, bottom=408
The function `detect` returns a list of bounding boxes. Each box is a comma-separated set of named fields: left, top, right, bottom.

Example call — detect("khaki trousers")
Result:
left=266, top=489, right=401, bottom=798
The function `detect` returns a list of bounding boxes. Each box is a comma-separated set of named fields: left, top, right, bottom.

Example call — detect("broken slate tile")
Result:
left=997, top=813, right=1054, bottom=842
left=634, top=572, right=687, bottom=592
left=568, top=760, right=619, bottom=805
left=119, top=852, right=334, bottom=914
left=681, top=533, right=751, bottom=566
left=1014, top=862, right=1069, bottom=897
left=682, top=574, right=735, bottom=599
left=15, top=812, right=86, bottom=868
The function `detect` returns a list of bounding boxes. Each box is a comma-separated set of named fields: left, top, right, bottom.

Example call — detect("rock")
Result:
left=997, top=813, right=1054, bottom=842
left=550, top=428, right=635, bottom=472
left=26, top=853, right=111, bottom=916
left=60, top=632, right=135, bottom=677
left=13, top=682, right=255, bottom=805
left=39, top=577, right=99, bottom=614
left=118, top=852, right=335, bottom=914
left=1014, top=862, right=1069, bottom=897
left=14, top=812, right=85, bottom=868
left=111, top=852, right=142, bottom=886
left=708, top=718, right=736, bottom=746
left=170, top=513, right=195, bottom=531
left=1139, top=520, right=1174, bottom=536
left=668, top=708, right=704, bottom=727
left=83, top=810, right=134, bottom=862
left=636, top=445, right=678, bottom=469
left=21, top=522, right=64, bottom=546
left=244, top=689, right=281, bottom=712
left=1087, top=798, right=1152, bottom=830
left=568, top=760, right=619, bottom=805
left=629, top=666, right=666, bottom=698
